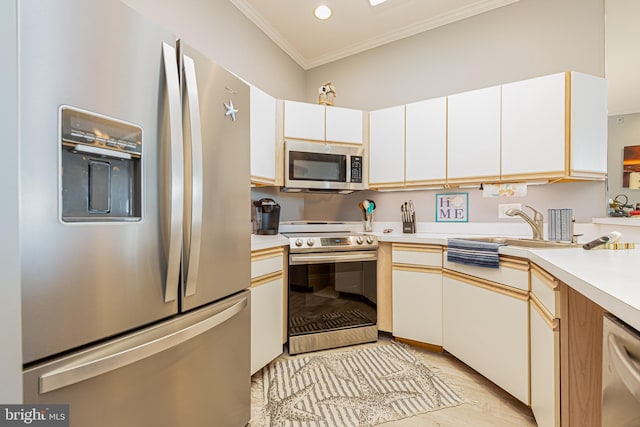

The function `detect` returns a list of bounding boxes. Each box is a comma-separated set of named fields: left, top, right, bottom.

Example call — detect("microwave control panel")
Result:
left=350, top=156, right=363, bottom=183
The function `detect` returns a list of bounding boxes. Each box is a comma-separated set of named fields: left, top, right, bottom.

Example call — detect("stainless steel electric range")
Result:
left=283, top=228, right=379, bottom=354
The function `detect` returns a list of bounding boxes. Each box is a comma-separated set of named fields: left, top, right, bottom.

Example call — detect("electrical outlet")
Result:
left=498, top=203, right=522, bottom=219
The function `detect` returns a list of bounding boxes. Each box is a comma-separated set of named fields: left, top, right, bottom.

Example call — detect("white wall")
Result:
left=305, top=0, right=605, bottom=110
left=123, top=0, right=307, bottom=101
left=1, top=0, right=23, bottom=403
left=280, top=0, right=608, bottom=225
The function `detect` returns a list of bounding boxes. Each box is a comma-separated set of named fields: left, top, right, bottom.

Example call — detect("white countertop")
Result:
left=527, top=247, right=640, bottom=332
left=251, top=226, right=640, bottom=332
left=251, top=234, right=290, bottom=251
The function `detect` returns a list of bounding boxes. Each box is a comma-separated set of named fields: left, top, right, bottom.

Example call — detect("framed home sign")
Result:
left=436, top=192, right=468, bottom=222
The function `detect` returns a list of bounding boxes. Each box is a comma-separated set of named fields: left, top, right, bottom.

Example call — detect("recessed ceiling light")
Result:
left=369, top=0, right=388, bottom=5
left=314, top=5, right=332, bottom=20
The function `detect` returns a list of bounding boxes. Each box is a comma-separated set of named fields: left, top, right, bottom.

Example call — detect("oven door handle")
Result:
left=290, top=251, right=377, bottom=265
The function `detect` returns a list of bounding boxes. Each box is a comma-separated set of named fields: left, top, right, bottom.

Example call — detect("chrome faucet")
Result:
left=505, top=205, right=544, bottom=240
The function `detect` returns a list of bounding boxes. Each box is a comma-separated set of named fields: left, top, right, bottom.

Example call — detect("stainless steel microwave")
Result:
left=282, top=140, right=367, bottom=194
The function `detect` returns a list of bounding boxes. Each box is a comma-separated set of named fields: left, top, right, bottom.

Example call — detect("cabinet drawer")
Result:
left=443, top=254, right=529, bottom=291
left=530, top=264, right=560, bottom=318
left=251, top=248, right=284, bottom=280
left=392, top=244, right=442, bottom=267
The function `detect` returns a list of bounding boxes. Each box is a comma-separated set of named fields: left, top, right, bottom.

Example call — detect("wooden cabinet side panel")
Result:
left=377, top=242, right=393, bottom=332
left=560, top=283, right=604, bottom=427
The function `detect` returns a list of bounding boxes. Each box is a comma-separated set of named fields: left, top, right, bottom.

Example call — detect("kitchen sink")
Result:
left=463, top=236, right=579, bottom=248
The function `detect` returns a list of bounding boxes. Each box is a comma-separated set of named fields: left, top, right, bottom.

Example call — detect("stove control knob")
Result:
left=295, top=238, right=303, bottom=247
left=356, top=236, right=364, bottom=245
left=307, top=239, right=315, bottom=247
left=366, top=235, right=375, bottom=245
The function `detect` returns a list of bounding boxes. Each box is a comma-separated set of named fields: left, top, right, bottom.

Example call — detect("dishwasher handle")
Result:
left=608, top=332, right=640, bottom=403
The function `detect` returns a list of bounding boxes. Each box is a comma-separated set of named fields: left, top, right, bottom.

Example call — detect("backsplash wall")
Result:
left=251, top=181, right=607, bottom=225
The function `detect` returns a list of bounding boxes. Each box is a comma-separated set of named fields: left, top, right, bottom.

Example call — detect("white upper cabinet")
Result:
left=369, top=105, right=405, bottom=187
left=283, top=100, right=325, bottom=141
left=447, top=85, right=501, bottom=184
left=405, top=97, right=447, bottom=186
left=250, top=85, right=277, bottom=185
left=570, top=72, right=608, bottom=177
left=502, top=73, right=566, bottom=178
left=284, top=100, right=363, bottom=144
left=501, top=71, right=607, bottom=180
left=325, top=106, right=363, bottom=144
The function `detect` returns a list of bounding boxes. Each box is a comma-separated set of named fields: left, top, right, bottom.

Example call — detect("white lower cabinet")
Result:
left=250, top=247, right=285, bottom=375
left=443, top=271, right=529, bottom=404
left=529, top=265, right=561, bottom=427
left=250, top=277, right=283, bottom=374
left=391, top=244, right=443, bottom=346
left=530, top=298, right=560, bottom=427
left=392, top=267, right=442, bottom=345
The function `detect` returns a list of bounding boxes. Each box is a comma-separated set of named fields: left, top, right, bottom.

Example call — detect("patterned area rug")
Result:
left=258, top=343, right=463, bottom=427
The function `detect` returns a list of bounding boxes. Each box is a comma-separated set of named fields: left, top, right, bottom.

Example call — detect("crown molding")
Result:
left=230, top=0, right=519, bottom=70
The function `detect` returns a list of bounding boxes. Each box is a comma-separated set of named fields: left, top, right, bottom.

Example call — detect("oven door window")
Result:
left=289, top=151, right=347, bottom=182
left=288, top=260, right=376, bottom=337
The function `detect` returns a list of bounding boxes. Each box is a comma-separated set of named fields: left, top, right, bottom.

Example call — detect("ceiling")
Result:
left=229, top=0, right=520, bottom=70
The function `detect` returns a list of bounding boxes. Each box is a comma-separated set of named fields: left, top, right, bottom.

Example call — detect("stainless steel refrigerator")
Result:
left=19, top=1, right=251, bottom=425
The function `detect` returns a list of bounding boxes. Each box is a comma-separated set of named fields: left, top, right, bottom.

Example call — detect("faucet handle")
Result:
left=525, top=205, right=543, bottom=220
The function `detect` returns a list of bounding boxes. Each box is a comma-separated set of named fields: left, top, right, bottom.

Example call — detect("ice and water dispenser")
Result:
left=60, top=106, right=142, bottom=222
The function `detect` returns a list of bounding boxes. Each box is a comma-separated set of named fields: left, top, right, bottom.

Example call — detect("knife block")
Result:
left=402, top=219, right=416, bottom=233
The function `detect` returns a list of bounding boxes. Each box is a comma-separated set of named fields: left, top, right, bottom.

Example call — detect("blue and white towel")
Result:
left=446, top=238, right=504, bottom=268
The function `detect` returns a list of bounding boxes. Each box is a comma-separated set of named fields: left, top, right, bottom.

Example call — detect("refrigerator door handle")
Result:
left=161, top=42, right=184, bottom=303
left=38, top=297, right=248, bottom=394
left=182, top=54, right=203, bottom=297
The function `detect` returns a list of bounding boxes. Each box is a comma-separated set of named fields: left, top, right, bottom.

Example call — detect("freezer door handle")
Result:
left=182, top=54, right=203, bottom=297
left=608, top=332, right=640, bottom=402
left=161, top=42, right=184, bottom=303
left=39, top=297, right=248, bottom=394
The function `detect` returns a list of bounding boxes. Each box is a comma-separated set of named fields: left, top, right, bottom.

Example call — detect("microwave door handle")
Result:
left=161, top=42, right=184, bottom=303
left=182, top=54, right=203, bottom=298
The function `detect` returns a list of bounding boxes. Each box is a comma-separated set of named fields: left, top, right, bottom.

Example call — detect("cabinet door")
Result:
left=530, top=299, right=561, bottom=427
left=570, top=72, right=607, bottom=177
left=501, top=73, right=566, bottom=179
left=443, top=273, right=529, bottom=404
left=250, top=86, right=277, bottom=184
left=326, top=106, right=363, bottom=144
left=392, top=267, right=442, bottom=345
left=283, top=100, right=325, bottom=141
left=405, top=97, right=447, bottom=186
left=369, top=105, right=405, bottom=187
left=447, top=86, right=501, bottom=183
left=250, top=277, right=283, bottom=374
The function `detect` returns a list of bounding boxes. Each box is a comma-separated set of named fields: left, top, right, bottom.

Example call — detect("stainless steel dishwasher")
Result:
left=602, top=313, right=640, bottom=427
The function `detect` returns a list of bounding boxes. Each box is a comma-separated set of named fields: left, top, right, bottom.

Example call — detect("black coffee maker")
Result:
left=252, top=198, right=281, bottom=235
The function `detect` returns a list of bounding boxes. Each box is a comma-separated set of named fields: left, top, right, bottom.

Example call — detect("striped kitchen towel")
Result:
left=446, top=238, right=504, bottom=268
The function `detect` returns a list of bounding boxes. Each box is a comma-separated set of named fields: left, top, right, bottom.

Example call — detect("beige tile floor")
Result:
left=251, top=336, right=537, bottom=427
